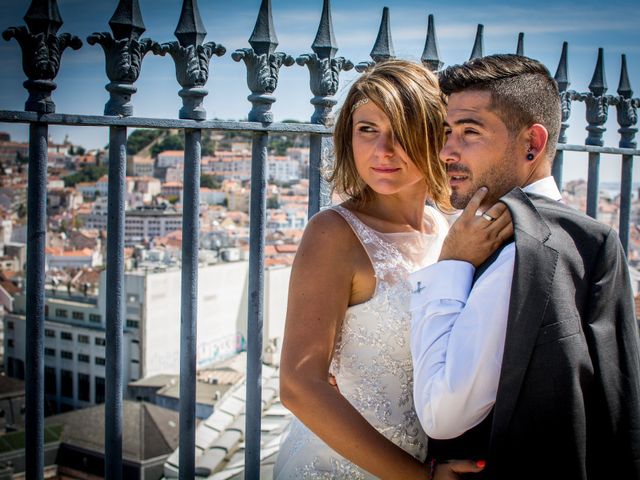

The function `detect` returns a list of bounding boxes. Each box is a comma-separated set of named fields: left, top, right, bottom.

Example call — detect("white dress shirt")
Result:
left=410, top=177, right=563, bottom=439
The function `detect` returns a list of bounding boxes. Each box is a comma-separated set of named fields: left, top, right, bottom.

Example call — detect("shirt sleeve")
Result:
left=410, top=244, right=515, bottom=439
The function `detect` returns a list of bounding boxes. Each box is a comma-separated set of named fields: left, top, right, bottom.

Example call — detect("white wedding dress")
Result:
left=274, top=204, right=449, bottom=479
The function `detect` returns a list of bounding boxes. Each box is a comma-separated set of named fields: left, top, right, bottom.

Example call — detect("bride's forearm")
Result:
left=280, top=377, right=427, bottom=480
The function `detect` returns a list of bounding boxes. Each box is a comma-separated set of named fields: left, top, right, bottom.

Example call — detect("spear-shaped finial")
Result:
left=516, top=32, right=524, bottom=56
left=370, top=6, right=395, bottom=63
left=88, top=0, right=158, bottom=116
left=24, top=0, right=63, bottom=36
left=614, top=54, right=637, bottom=148
left=232, top=0, right=293, bottom=122
left=469, top=24, right=484, bottom=60
left=249, top=0, right=278, bottom=55
left=554, top=41, right=570, bottom=92
left=4, top=0, right=82, bottom=113
left=617, top=54, right=632, bottom=99
left=421, top=14, right=442, bottom=72
left=588, top=47, right=607, bottom=96
left=312, top=0, right=338, bottom=59
left=582, top=48, right=609, bottom=146
left=175, top=0, right=207, bottom=47
left=109, top=0, right=146, bottom=41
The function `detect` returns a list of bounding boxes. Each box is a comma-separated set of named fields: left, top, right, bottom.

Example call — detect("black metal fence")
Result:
left=1, top=1, right=638, bottom=479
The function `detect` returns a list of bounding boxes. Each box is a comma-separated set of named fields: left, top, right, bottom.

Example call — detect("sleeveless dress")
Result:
left=273, top=204, right=449, bottom=479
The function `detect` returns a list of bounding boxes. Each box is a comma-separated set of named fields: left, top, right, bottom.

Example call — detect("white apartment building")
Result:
left=268, top=156, right=301, bottom=183
left=203, top=155, right=252, bottom=182
left=4, top=262, right=290, bottom=412
left=85, top=195, right=108, bottom=231
left=157, top=150, right=184, bottom=169
left=286, top=147, right=310, bottom=179
left=125, top=208, right=183, bottom=246
left=45, top=247, right=103, bottom=270
left=132, top=156, right=155, bottom=177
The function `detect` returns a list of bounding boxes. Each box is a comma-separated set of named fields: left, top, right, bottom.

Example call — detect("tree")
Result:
left=151, top=134, right=185, bottom=158
left=201, top=174, right=224, bottom=189
left=63, top=165, right=108, bottom=187
left=127, top=129, right=163, bottom=155
left=267, top=196, right=280, bottom=209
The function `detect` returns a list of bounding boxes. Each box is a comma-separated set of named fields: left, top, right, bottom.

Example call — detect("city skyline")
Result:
left=0, top=0, right=639, bottom=182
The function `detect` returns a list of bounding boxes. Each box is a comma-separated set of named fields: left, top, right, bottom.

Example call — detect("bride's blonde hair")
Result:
left=330, top=60, right=451, bottom=210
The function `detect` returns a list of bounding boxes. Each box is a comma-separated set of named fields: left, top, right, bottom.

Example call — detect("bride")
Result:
left=274, top=60, right=506, bottom=479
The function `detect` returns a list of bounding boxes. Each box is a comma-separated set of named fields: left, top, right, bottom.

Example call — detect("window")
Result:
left=61, top=369, right=73, bottom=398
left=7, top=321, right=13, bottom=330
left=55, top=309, right=68, bottom=318
left=89, top=314, right=101, bottom=323
left=78, top=335, right=89, bottom=344
left=95, top=338, right=106, bottom=346
left=44, top=348, right=56, bottom=357
left=95, top=377, right=105, bottom=404
left=126, top=319, right=139, bottom=329
left=72, top=311, right=84, bottom=320
left=45, top=329, right=55, bottom=338
left=95, top=357, right=106, bottom=366
left=78, top=373, right=90, bottom=402
left=78, top=354, right=90, bottom=363
left=7, top=339, right=14, bottom=348
left=61, top=351, right=73, bottom=360
left=45, top=366, right=56, bottom=395
left=61, top=332, right=72, bottom=341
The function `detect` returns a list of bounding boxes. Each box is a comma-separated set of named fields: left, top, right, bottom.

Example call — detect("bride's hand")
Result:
left=438, top=187, right=513, bottom=267
left=433, top=459, right=486, bottom=479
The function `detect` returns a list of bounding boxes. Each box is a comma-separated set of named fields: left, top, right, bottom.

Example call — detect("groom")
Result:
left=410, top=54, right=640, bottom=479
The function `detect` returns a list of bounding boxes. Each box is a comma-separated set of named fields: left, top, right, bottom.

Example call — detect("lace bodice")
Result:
left=274, top=204, right=448, bottom=479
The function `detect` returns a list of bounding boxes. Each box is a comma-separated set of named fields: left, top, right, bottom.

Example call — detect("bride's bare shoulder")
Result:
left=296, top=207, right=362, bottom=260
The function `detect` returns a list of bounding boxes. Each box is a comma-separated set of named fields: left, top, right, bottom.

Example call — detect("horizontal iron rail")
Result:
left=556, top=144, right=640, bottom=156
left=1, top=111, right=638, bottom=156
left=0, top=111, right=332, bottom=135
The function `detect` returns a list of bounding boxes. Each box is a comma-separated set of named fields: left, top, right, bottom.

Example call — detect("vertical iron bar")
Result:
left=25, top=122, right=47, bottom=480
left=245, top=132, right=268, bottom=479
left=308, top=135, right=332, bottom=219
left=586, top=152, right=600, bottom=218
left=552, top=150, right=564, bottom=192
left=105, top=125, right=126, bottom=480
left=308, top=135, right=322, bottom=218
left=619, top=154, right=633, bottom=255
left=179, top=128, right=201, bottom=480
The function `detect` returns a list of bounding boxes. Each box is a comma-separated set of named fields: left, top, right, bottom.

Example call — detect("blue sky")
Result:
left=1, top=0, right=639, bottom=183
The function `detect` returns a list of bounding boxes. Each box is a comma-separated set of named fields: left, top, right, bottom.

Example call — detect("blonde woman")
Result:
left=274, top=60, right=506, bottom=479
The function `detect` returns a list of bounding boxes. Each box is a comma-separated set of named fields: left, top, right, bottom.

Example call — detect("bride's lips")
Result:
left=372, top=167, right=401, bottom=173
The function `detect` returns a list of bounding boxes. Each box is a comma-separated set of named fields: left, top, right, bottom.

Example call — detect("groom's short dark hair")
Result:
left=438, top=54, right=561, bottom=160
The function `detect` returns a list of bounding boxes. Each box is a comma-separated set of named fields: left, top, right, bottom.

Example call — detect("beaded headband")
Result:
left=351, top=97, right=369, bottom=113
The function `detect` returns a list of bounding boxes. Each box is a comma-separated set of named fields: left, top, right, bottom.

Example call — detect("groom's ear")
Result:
left=525, top=124, right=549, bottom=163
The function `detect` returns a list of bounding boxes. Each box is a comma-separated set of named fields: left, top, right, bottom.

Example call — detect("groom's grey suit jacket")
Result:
left=431, top=187, right=640, bottom=479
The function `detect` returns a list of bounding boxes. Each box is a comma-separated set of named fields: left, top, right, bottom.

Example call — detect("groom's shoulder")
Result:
left=523, top=194, right=617, bottom=258
left=528, top=193, right=610, bottom=235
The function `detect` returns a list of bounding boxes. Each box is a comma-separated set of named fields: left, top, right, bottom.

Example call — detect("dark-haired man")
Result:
left=410, top=54, right=640, bottom=479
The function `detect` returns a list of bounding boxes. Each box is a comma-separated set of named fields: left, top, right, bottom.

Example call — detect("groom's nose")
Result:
left=439, top=137, right=459, bottom=164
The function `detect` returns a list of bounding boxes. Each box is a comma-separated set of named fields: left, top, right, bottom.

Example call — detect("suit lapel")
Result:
left=490, top=188, right=559, bottom=448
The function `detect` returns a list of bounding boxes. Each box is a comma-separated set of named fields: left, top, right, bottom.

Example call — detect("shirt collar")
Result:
left=522, top=176, right=562, bottom=202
